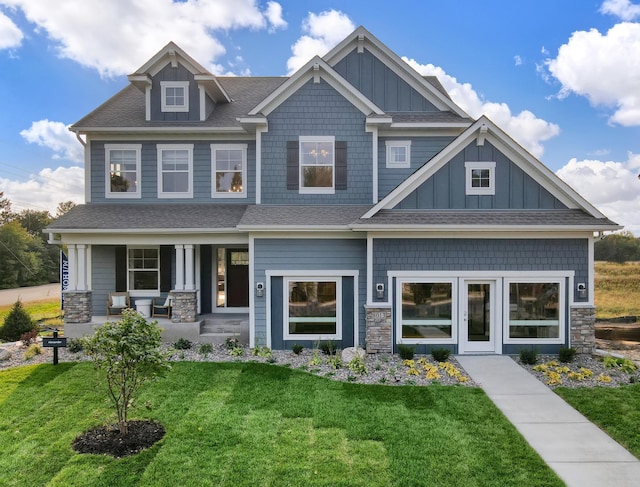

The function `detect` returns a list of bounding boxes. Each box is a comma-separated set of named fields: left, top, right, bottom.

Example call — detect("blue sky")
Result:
left=0, top=0, right=639, bottom=232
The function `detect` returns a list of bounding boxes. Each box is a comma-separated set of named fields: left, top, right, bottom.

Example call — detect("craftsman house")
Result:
left=47, top=26, right=619, bottom=354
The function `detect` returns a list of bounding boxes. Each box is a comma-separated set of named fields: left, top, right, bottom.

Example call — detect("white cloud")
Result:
left=0, top=166, right=84, bottom=214
left=265, top=1, right=287, bottom=32
left=545, top=22, right=640, bottom=126
left=514, top=55, right=522, bottom=66
left=600, top=0, right=640, bottom=20
left=20, top=120, right=84, bottom=163
left=402, top=58, right=560, bottom=158
left=0, top=0, right=285, bottom=77
left=0, top=8, right=22, bottom=49
left=286, top=9, right=355, bottom=74
left=556, top=153, right=640, bottom=234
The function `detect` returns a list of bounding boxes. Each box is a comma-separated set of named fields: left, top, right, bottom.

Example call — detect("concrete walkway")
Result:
left=456, top=355, right=640, bottom=487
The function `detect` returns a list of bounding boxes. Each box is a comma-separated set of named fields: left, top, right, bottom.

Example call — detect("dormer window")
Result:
left=465, top=161, right=496, bottom=195
left=386, top=140, right=411, bottom=168
left=161, top=81, right=189, bottom=112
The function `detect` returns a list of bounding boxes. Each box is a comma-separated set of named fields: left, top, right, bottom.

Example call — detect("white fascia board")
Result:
left=71, top=126, right=246, bottom=135
left=247, top=231, right=365, bottom=239
left=366, top=230, right=596, bottom=239
left=365, top=116, right=393, bottom=125
left=237, top=117, right=268, bottom=125
left=194, top=74, right=231, bottom=103
left=355, top=223, right=621, bottom=232
left=236, top=224, right=353, bottom=232
left=53, top=227, right=242, bottom=235
left=378, top=128, right=465, bottom=137
left=248, top=56, right=384, bottom=117
left=76, top=133, right=253, bottom=142
left=59, top=233, right=249, bottom=246
left=323, top=26, right=468, bottom=118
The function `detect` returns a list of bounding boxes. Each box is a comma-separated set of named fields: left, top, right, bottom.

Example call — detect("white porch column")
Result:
left=175, top=244, right=184, bottom=290
left=76, top=244, right=87, bottom=291
left=184, top=244, right=194, bottom=290
left=67, top=244, right=78, bottom=291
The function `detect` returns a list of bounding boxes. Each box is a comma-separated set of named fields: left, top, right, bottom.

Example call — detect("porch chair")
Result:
left=106, top=292, right=130, bottom=317
left=152, top=295, right=173, bottom=318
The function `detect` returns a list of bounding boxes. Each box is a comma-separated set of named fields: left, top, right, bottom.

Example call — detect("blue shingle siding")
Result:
left=150, top=63, right=200, bottom=122
left=253, top=238, right=367, bottom=347
left=91, top=140, right=255, bottom=203
left=261, top=79, right=373, bottom=204
left=397, top=140, right=567, bottom=209
left=373, top=238, right=588, bottom=303
left=378, top=136, right=454, bottom=199
left=333, top=48, right=438, bottom=112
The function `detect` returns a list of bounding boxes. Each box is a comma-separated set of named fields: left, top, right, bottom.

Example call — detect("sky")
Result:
left=0, top=0, right=639, bottom=233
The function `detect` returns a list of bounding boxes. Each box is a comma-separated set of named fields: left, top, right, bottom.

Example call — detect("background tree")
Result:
left=56, top=200, right=76, bottom=217
left=0, top=192, right=13, bottom=225
left=0, top=221, right=44, bottom=288
left=595, top=231, right=640, bottom=263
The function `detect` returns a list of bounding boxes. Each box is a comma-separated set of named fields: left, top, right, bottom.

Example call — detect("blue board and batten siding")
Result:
left=372, top=238, right=589, bottom=303
left=378, top=136, right=454, bottom=199
left=333, top=48, right=439, bottom=112
left=150, top=63, right=202, bottom=122
left=397, top=141, right=567, bottom=210
left=253, top=238, right=367, bottom=349
left=90, top=141, right=256, bottom=203
left=261, top=79, right=373, bottom=204
left=91, top=245, right=117, bottom=315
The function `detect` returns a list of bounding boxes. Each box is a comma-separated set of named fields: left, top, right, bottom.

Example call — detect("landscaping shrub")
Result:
left=173, top=338, right=192, bottom=350
left=292, top=343, right=304, bottom=355
left=519, top=348, right=538, bottom=365
left=431, top=348, right=451, bottom=362
left=319, top=340, right=338, bottom=355
left=230, top=346, right=244, bottom=357
left=558, top=346, right=577, bottom=363
left=24, top=343, right=42, bottom=360
left=348, top=355, right=367, bottom=375
left=398, top=344, right=415, bottom=360
left=197, top=343, right=213, bottom=356
left=20, top=329, right=39, bottom=347
left=0, top=300, right=34, bottom=342
left=251, top=346, right=273, bottom=358
left=67, top=338, right=83, bottom=353
left=225, top=336, right=239, bottom=350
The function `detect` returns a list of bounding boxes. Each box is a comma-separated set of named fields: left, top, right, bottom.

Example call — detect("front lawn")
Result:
left=555, top=384, right=640, bottom=459
left=0, top=362, right=562, bottom=486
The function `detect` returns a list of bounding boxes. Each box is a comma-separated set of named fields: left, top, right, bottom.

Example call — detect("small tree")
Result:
left=0, top=300, right=35, bottom=341
left=82, top=310, right=171, bottom=435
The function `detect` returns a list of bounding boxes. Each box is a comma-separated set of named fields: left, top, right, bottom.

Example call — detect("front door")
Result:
left=226, top=249, right=249, bottom=307
left=459, top=280, right=499, bottom=353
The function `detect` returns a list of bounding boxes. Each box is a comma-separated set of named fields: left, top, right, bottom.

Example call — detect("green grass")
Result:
left=0, top=362, right=562, bottom=486
left=595, top=261, right=640, bottom=319
left=0, top=298, right=62, bottom=331
left=555, top=384, right=640, bottom=459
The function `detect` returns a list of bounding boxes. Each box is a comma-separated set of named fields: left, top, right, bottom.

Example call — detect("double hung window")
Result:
left=105, top=144, right=141, bottom=198
left=211, top=144, right=247, bottom=197
left=128, top=247, right=159, bottom=296
left=299, top=136, right=335, bottom=193
left=157, top=144, right=193, bottom=198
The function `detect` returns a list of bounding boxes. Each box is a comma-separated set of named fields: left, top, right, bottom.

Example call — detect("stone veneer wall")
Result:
left=570, top=305, right=596, bottom=354
left=365, top=305, right=392, bottom=354
left=63, top=291, right=92, bottom=323
left=171, top=290, right=198, bottom=323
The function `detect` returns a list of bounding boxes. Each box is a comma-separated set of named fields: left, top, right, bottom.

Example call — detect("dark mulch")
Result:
left=72, top=420, right=165, bottom=457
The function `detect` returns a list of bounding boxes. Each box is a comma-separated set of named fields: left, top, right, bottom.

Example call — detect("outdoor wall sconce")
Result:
left=376, top=283, right=385, bottom=299
left=256, top=282, right=264, bottom=297
left=577, top=282, right=587, bottom=299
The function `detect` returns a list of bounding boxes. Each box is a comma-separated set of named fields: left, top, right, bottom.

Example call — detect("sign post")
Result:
left=42, top=330, right=67, bottom=365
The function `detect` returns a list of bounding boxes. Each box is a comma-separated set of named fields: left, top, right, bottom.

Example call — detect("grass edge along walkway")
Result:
left=0, top=362, right=562, bottom=486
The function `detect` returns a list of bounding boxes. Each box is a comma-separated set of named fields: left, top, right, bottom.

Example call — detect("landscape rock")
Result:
left=0, top=347, right=12, bottom=362
left=341, top=346, right=366, bottom=363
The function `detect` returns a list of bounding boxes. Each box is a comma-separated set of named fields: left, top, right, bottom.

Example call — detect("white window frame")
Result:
left=161, top=81, right=189, bottom=112
left=503, top=277, right=566, bottom=345
left=385, top=140, right=411, bottom=168
left=299, top=135, right=335, bottom=195
left=396, top=277, right=458, bottom=345
left=283, top=276, right=342, bottom=341
left=465, top=161, right=496, bottom=195
left=127, top=246, right=160, bottom=297
left=105, top=144, right=141, bottom=199
left=157, top=144, right=193, bottom=198
left=211, top=144, right=248, bottom=198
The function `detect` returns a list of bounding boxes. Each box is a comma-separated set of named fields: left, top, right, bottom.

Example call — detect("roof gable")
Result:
left=324, top=26, right=468, bottom=118
left=363, top=116, right=609, bottom=220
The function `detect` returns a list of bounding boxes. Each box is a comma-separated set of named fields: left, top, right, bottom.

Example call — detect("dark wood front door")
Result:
left=226, top=249, right=249, bottom=307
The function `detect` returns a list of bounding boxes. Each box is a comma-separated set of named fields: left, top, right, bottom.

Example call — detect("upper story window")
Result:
left=211, top=144, right=247, bottom=198
left=161, top=81, right=189, bottom=112
left=385, top=140, right=411, bottom=168
left=105, top=144, right=141, bottom=199
left=465, top=161, right=496, bottom=195
left=157, top=144, right=193, bottom=198
left=299, top=136, right=335, bottom=194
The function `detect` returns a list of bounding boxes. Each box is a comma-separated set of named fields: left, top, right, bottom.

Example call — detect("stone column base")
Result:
left=365, top=305, right=392, bottom=354
left=63, top=291, right=92, bottom=323
left=171, top=290, right=198, bottom=323
left=570, top=304, right=596, bottom=354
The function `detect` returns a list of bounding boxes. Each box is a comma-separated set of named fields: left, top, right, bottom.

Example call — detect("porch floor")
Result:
left=64, top=313, right=249, bottom=346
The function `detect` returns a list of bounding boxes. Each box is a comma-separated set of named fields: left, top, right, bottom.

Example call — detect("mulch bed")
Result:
left=72, top=420, right=165, bottom=457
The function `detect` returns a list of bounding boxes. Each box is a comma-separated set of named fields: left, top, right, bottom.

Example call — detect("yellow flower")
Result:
left=407, top=367, right=420, bottom=376
left=403, top=359, right=415, bottom=368
left=580, top=367, right=593, bottom=377
left=425, top=368, right=441, bottom=380
left=597, top=374, right=612, bottom=383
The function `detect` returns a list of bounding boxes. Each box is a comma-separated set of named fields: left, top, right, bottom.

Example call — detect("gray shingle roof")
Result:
left=46, top=204, right=248, bottom=231
left=71, top=77, right=287, bottom=130
left=354, top=209, right=620, bottom=229
left=238, top=205, right=372, bottom=228
left=387, top=111, right=472, bottom=124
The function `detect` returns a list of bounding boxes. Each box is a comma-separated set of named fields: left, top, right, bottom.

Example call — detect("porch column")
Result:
left=76, top=244, right=87, bottom=291
left=67, top=244, right=77, bottom=291
left=184, top=244, right=194, bottom=290
left=175, top=244, right=184, bottom=290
